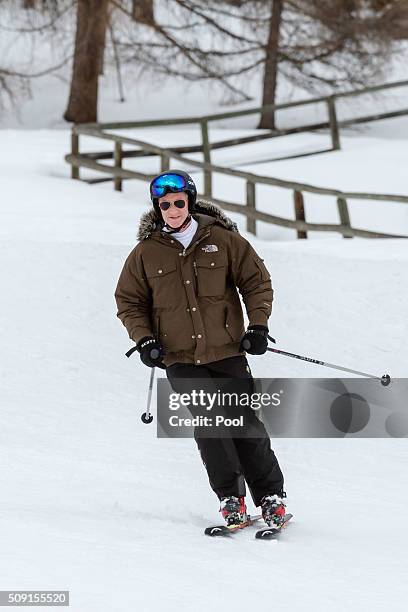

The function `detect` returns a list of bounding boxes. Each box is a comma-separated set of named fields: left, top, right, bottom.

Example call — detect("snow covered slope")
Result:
left=1, top=130, right=408, bottom=612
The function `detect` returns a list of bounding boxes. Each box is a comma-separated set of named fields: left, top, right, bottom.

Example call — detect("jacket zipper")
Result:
left=182, top=229, right=211, bottom=257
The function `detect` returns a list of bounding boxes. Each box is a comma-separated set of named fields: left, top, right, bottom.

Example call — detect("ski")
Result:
left=255, top=513, right=293, bottom=540
left=204, top=514, right=263, bottom=537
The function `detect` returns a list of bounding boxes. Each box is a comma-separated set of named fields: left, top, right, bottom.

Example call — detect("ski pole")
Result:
left=141, top=365, right=156, bottom=424
left=125, top=345, right=160, bottom=423
left=242, top=335, right=391, bottom=386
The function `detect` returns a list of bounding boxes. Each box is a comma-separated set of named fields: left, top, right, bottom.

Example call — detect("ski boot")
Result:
left=260, top=493, right=287, bottom=528
left=220, top=495, right=247, bottom=527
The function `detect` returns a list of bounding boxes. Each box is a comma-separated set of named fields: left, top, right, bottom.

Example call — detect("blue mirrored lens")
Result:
left=151, top=173, right=187, bottom=197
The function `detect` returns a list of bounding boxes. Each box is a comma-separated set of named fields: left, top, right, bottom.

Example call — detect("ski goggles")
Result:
left=158, top=199, right=187, bottom=211
left=150, top=173, right=188, bottom=198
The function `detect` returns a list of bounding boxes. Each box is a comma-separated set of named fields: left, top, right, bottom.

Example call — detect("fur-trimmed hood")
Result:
left=137, top=199, right=239, bottom=241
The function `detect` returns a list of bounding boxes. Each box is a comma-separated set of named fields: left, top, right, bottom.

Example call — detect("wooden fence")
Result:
left=65, top=79, right=408, bottom=239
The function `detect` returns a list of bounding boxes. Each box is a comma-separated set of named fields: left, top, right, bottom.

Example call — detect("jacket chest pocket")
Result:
left=194, top=251, right=228, bottom=297
left=144, top=261, right=178, bottom=308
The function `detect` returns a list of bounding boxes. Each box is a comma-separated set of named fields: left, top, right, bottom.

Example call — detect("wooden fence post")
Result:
left=71, top=131, right=80, bottom=179
left=246, top=181, right=256, bottom=235
left=327, top=96, right=341, bottom=151
left=294, top=190, right=307, bottom=239
left=200, top=120, right=212, bottom=196
left=337, top=197, right=353, bottom=238
left=114, top=141, right=123, bottom=191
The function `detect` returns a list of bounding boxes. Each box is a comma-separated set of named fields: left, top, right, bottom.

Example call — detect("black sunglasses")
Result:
left=158, top=199, right=187, bottom=211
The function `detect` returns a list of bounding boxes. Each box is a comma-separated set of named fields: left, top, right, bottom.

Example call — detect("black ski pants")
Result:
left=166, top=355, right=284, bottom=507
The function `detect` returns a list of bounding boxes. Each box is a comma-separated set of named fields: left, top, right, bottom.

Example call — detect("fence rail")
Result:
left=65, top=79, right=408, bottom=239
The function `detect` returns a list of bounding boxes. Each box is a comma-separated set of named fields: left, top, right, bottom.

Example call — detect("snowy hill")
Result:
left=1, top=128, right=408, bottom=611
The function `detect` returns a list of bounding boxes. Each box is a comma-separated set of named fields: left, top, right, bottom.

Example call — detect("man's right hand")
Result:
left=137, top=336, right=166, bottom=369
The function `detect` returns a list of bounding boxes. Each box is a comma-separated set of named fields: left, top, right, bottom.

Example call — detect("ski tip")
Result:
left=255, top=528, right=279, bottom=539
left=255, top=513, right=293, bottom=540
left=204, top=525, right=230, bottom=537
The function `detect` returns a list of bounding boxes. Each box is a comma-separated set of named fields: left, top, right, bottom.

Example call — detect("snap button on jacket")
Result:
left=115, top=200, right=273, bottom=367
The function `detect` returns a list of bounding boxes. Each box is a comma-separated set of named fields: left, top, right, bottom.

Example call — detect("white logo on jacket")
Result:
left=201, top=244, right=218, bottom=253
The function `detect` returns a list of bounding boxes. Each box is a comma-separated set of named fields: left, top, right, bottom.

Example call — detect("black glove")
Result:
left=239, top=325, right=269, bottom=355
left=137, top=336, right=166, bottom=369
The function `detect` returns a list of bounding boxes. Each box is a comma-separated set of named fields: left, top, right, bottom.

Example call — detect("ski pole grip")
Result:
left=243, top=332, right=275, bottom=351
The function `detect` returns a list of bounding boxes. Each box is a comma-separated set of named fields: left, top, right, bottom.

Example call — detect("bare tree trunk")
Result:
left=64, top=0, right=109, bottom=123
left=258, top=0, right=283, bottom=129
left=98, top=7, right=109, bottom=76
left=132, top=0, right=155, bottom=25
left=23, top=0, right=36, bottom=8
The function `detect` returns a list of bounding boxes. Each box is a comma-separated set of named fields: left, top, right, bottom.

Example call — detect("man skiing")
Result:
left=115, top=170, right=287, bottom=529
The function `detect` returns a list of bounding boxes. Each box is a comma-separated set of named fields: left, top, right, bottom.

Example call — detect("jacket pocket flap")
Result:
left=195, top=252, right=228, bottom=269
left=144, top=262, right=177, bottom=278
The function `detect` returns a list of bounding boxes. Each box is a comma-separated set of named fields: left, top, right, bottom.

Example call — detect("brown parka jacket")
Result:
left=115, top=200, right=273, bottom=367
